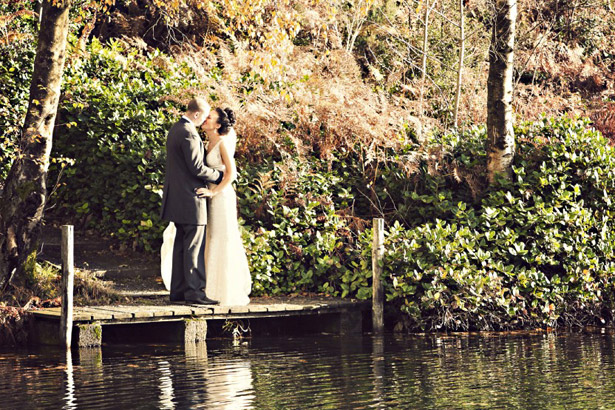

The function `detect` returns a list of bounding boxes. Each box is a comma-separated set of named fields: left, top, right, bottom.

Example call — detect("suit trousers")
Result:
left=170, top=223, right=207, bottom=301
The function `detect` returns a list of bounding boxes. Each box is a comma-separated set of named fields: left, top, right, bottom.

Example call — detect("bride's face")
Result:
left=201, top=110, right=220, bottom=133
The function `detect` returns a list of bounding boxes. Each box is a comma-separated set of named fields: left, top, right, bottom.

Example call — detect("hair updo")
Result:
left=215, top=107, right=236, bottom=135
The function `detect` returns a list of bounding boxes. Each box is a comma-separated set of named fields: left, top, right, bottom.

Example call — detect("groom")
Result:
left=161, top=97, right=222, bottom=305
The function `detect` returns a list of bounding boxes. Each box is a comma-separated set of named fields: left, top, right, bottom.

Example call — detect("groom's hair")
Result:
left=187, top=97, right=210, bottom=114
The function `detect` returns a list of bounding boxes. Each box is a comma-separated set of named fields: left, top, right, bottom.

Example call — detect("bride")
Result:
left=161, top=107, right=251, bottom=306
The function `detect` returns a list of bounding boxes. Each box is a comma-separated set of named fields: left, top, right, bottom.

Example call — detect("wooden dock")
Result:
left=35, top=222, right=384, bottom=348
left=31, top=298, right=371, bottom=347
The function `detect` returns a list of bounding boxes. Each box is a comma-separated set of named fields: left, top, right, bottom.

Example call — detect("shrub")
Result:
left=0, top=7, right=36, bottom=183
left=349, top=117, right=615, bottom=331
left=4, top=2, right=615, bottom=332
left=237, top=157, right=358, bottom=296
left=48, top=39, right=200, bottom=251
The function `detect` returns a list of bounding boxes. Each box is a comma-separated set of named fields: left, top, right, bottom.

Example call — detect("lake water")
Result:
left=1, top=331, right=615, bottom=409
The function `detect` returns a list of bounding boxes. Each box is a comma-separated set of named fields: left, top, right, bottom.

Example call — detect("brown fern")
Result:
left=591, top=103, right=615, bottom=144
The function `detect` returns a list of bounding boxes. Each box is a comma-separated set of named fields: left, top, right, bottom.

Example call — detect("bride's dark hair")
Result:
left=215, top=107, right=236, bottom=135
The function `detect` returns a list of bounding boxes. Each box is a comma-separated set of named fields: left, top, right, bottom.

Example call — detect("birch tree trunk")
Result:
left=453, top=0, right=465, bottom=129
left=419, top=1, right=437, bottom=118
left=0, top=0, right=71, bottom=289
left=486, top=0, right=517, bottom=184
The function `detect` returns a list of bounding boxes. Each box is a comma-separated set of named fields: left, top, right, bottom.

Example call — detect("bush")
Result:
left=0, top=6, right=36, bottom=183
left=48, top=38, right=200, bottom=251
left=349, top=117, right=615, bottom=331
left=4, top=9, right=614, bottom=331
left=46, top=45, right=615, bottom=331
left=237, top=158, right=359, bottom=296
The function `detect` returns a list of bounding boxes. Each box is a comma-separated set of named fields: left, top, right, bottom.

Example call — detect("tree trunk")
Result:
left=453, top=0, right=465, bottom=129
left=486, top=0, right=517, bottom=184
left=419, top=1, right=437, bottom=119
left=0, top=0, right=71, bottom=289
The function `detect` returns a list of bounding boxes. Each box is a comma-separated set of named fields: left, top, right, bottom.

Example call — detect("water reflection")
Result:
left=157, top=360, right=175, bottom=410
left=209, top=355, right=254, bottom=408
left=2, top=332, right=615, bottom=409
left=183, top=341, right=255, bottom=409
left=148, top=342, right=256, bottom=409
left=371, top=335, right=385, bottom=409
left=63, top=349, right=76, bottom=410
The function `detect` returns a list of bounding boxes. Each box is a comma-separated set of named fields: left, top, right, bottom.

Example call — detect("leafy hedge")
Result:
left=0, top=8, right=36, bottom=181
left=48, top=38, right=202, bottom=251
left=236, top=160, right=358, bottom=296
left=354, top=118, right=615, bottom=330
left=243, top=117, right=615, bottom=331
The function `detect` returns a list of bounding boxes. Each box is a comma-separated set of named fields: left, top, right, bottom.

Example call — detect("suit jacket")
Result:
left=161, top=118, right=222, bottom=225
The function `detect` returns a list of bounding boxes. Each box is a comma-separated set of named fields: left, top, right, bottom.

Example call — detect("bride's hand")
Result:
left=195, top=187, right=214, bottom=197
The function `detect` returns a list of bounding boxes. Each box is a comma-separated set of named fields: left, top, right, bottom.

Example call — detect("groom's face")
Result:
left=192, top=109, right=210, bottom=127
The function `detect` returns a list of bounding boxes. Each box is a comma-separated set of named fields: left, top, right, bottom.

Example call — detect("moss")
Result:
left=77, top=322, right=102, bottom=347
left=24, top=250, right=38, bottom=280
left=93, top=324, right=102, bottom=339
left=16, top=180, right=37, bottom=201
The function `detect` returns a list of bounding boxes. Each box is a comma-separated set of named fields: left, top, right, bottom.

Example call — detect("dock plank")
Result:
left=32, top=307, right=62, bottom=319
left=247, top=305, right=269, bottom=313
left=32, top=299, right=370, bottom=324
left=77, top=307, right=115, bottom=321
left=228, top=306, right=251, bottom=314
left=86, top=306, right=134, bottom=320
left=190, top=306, right=216, bottom=316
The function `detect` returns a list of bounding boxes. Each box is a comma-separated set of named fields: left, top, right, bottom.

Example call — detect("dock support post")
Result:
left=60, top=225, right=75, bottom=349
left=76, top=322, right=102, bottom=347
left=372, top=218, right=384, bottom=334
left=184, top=318, right=208, bottom=342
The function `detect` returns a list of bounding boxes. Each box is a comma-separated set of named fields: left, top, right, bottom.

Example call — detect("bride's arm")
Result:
left=209, top=140, right=237, bottom=195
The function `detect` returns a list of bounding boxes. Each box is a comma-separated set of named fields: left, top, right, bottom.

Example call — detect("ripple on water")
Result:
left=1, top=333, right=615, bottom=409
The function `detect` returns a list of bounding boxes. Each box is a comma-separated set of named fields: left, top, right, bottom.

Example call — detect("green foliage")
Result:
left=347, top=117, right=615, bottom=330
left=236, top=158, right=357, bottom=296
left=0, top=8, right=36, bottom=182
left=42, top=43, right=615, bottom=330
left=3, top=2, right=615, bottom=331
left=328, top=128, right=486, bottom=228
left=48, top=38, right=201, bottom=251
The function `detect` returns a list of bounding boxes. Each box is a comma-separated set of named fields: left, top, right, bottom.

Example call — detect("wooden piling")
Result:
left=372, top=218, right=384, bottom=334
left=60, top=225, right=75, bottom=349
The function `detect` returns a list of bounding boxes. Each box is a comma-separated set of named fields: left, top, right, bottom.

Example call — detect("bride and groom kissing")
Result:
left=160, top=97, right=251, bottom=306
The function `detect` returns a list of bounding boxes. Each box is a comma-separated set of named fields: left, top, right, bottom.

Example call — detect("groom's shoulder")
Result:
left=168, top=119, right=191, bottom=137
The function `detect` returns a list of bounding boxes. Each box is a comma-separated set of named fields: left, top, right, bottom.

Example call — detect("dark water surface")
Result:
left=1, top=332, right=615, bottom=409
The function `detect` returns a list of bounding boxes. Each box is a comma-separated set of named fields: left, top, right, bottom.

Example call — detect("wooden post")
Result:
left=60, top=225, right=74, bottom=349
left=372, top=218, right=384, bottom=334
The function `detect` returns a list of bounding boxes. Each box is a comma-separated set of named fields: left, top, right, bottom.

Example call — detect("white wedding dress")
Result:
left=204, top=130, right=251, bottom=305
left=160, top=130, right=251, bottom=305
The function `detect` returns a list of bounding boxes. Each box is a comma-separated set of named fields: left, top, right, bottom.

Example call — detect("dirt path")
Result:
left=38, top=225, right=342, bottom=308
left=40, top=225, right=167, bottom=297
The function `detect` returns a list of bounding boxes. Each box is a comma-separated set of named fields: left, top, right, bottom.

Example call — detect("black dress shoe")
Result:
left=186, top=297, right=219, bottom=305
left=169, top=297, right=185, bottom=303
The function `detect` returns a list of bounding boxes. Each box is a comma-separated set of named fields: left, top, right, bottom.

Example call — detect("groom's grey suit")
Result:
left=161, top=117, right=222, bottom=302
